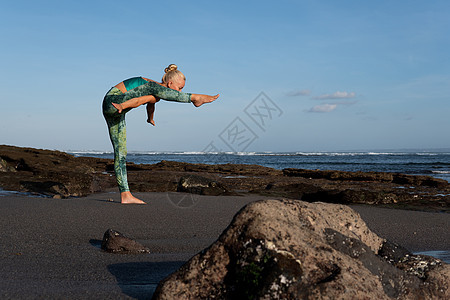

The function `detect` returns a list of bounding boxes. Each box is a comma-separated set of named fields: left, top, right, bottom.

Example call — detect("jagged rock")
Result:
left=283, top=168, right=448, bottom=188
left=265, top=183, right=402, bottom=205
left=153, top=160, right=283, bottom=176
left=152, top=199, right=449, bottom=299
left=259, top=179, right=449, bottom=211
left=0, top=145, right=116, bottom=197
left=177, top=174, right=229, bottom=196
left=101, top=229, right=150, bottom=254
left=284, top=168, right=395, bottom=182
left=0, top=157, right=16, bottom=172
left=378, top=240, right=413, bottom=264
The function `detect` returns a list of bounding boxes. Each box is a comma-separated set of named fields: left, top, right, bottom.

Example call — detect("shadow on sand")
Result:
left=108, top=261, right=185, bottom=299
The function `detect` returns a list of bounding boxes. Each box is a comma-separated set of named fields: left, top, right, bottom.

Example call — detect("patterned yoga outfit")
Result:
left=102, top=77, right=191, bottom=192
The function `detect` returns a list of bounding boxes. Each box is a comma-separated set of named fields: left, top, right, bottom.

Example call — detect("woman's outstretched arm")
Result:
left=145, top=81, right=219, bottom=105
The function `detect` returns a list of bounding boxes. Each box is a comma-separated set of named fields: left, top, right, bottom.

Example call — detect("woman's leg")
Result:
left=106, top=115, right=129, bottom=193
left=104, top=103, right=145, bottom=204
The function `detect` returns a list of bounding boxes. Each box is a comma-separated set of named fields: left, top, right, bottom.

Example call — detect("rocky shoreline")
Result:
left=1, top=145, right=449, bottom=212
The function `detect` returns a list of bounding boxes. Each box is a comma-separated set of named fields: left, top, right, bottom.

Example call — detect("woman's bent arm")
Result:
left=146, top=103, right=156, bottom=126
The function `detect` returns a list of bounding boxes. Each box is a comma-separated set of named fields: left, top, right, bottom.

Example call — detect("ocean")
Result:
left=70, top=150, right=450, bottom=183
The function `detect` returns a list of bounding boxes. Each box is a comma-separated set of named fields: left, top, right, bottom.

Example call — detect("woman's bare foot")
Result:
left=120, top=191, right=146, bottom=204
left=191, top=94, right=220, bottom=107
left=112, top=102, right=123, bottom=113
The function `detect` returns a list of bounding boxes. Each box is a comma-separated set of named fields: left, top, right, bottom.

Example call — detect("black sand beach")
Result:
left=0, top=192, right=448, bottom=299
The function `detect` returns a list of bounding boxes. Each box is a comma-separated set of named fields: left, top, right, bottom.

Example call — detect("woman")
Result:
left=102, top=64, right=219, bottom=204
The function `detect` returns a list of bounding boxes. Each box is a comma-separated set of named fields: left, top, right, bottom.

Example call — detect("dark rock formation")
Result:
left=153, top=160, right=282, bottom=177
left=101, top=229, right=150, bottom=254
left=177, top=174, right=229, bottom=196
left=152, top=199, right=449, bottom=299
left=0, top=145, right=116, bottom=197
left=283, top=168, right=449, bottom=188
left=256, top=177, right=449, bottom=212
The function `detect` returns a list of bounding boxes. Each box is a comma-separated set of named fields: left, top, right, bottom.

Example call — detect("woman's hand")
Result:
left=112, top=103, right=123, bottom=113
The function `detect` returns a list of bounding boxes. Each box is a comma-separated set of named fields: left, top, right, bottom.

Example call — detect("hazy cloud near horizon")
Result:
left=286, top=89, right=311, bottom=97
left=308, top=104, right=338, bottom=113
left=296, top=90, right=359, bottom=113
left=313, top=91, right=356, bottom=100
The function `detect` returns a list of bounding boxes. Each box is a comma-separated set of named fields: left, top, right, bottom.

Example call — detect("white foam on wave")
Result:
left=295, top=152, right=363, bottom=156
left=367, top=152, right=405, bottom=155
left=236, top=152, right=256, bottom=156
left=432, top=170, right=450, bottom=174
left=171, top=151, right=206, bottom=155
left=68, top=150, right=111, bottom=155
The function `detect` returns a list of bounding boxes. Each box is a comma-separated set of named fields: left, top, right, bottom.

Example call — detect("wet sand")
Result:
left=0, top=192, right=448, bottom=299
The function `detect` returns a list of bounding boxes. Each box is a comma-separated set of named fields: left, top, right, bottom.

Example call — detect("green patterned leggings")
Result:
left=102, top=81, right=191, bottom=192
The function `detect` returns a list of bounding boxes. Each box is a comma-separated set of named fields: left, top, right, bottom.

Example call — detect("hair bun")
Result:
left=164, top=64, right=178, bottom=73
left=161, top=63, right=185, bottom=83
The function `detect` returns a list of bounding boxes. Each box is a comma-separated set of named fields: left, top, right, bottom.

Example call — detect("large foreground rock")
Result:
left=153, top=199, right=449, bottom=299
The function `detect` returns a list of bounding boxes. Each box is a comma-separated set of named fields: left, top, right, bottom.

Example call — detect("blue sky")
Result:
left=1, top=0, right=449, bottom=152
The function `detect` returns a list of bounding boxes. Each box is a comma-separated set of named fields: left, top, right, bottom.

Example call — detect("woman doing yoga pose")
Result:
left=102, top=64, right=219, bottom=204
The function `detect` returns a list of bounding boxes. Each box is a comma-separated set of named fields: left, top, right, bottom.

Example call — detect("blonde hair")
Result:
left=162, top=64, right=186, bottom=83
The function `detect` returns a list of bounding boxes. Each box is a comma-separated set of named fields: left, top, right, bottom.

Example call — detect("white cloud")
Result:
left=308, top=104, right=337, bottom=113
left=287, top=89, right=311, bottom=97
left=313, top=91, right=356, bottom=100
left=306, top=92, right=358, bottom=113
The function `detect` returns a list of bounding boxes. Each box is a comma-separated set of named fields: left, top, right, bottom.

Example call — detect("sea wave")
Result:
left=432, top=170, right=450, bottom=174
left=69, top=150, right=111, bottom=155
left=67, top=150, right=450, bottom=157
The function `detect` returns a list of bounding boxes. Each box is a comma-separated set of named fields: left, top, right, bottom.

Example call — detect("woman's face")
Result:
left=168, top=77, right=185, bottom=91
